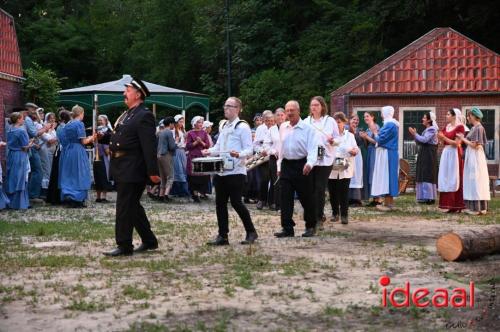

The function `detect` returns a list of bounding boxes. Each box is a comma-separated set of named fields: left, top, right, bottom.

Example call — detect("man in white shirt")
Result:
left=202, top=97, right=258, bottom=245
left=253, top=110, right=280, bottom=210
left=275, top=100, right=319, bottom=238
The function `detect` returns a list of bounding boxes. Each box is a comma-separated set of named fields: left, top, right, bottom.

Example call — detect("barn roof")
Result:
left=0, top=8, right=23, bottom=81
left=331, top=28, right=500, bottom=97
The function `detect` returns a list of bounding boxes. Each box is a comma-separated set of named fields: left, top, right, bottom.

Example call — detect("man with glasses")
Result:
left=202, top=97, right=258, bottom=245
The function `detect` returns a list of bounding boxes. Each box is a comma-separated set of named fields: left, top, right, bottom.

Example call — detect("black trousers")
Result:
left=328, top=178, right=351, bottom=217
left=312, top=165, right=332, bottom=221
left=269, top=156, right=280, bottom=208
left=258, top=162, right=270, bottom=203
left=280, top=159, right=316, bottom=231
left=115, top=182, right=158, bottom=250
left=214, top=174, right=256, bottom=237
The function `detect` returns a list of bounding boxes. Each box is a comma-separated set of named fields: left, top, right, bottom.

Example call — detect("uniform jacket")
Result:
left=110, top=103, right=159, bottom=183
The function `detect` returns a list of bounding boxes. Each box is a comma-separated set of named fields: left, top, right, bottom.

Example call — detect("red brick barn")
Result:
left=0, top=8, right=23, bottom=154
left=330, top=28, right=499, bottom=176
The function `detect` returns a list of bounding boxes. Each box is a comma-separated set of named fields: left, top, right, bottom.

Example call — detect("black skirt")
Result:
left=93, top=160, right=113, bottom=191
left=416, top=143, right=438, bottom=184
left=188, top=175, right=210, bottom=193
left=45, top=146, right=61, bottom=204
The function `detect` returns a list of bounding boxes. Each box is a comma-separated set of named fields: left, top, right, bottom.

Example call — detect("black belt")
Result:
left=111, top=151, right=127, bottom=159
left=283, top=158, right=307, bottom=163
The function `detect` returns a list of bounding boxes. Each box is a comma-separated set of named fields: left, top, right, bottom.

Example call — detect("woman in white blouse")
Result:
left=328, top=112, right=359, bottom=225
left=304, top=96, right=339, bottom=229
left=40, top=112, right=58, bottom=194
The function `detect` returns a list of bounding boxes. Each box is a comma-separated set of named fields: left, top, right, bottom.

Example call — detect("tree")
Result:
left=23, top=63, right=61, bottom=112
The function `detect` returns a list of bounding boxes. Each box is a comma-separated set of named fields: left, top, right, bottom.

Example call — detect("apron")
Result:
left=438, top=145, right=459, bottom=192
left=349, top=152, right=363, bottom=188
left=371, top=147, right=389, bottom=197
left=463, top=145, right=490, bottom=200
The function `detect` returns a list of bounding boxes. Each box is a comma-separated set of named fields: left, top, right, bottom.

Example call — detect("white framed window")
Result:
left=398, top=107, right=436, bottom=160
left=462, top=105, right=500, bottom=164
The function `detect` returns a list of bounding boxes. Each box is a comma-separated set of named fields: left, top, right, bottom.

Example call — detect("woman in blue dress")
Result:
left=371, top=106, right=400, bottom=212
left=59, top=105, right=95, bottom=208
left=359, top=111, right=382, bottom=206
left=5, top=112, right=32, bottom=210
left=170, top=114, right=190, bottom=197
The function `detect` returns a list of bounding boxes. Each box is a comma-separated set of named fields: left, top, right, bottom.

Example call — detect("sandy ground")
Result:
left=0, top=193, right=498, bottom=331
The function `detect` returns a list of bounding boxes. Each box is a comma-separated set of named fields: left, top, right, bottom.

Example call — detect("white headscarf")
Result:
left=98, top=114, right=113, bottom=131
left=452, top=108, right=469, bottom=131
left=174, top=114, right=184, bottom=123
left=203, top=120, right=213, bottom=129
left=44, top=112, right=55, bottom=125
left=191, top=116, right=204, bottom=128
left=381, top=106, right=400, bottom=127
left=429, top=112, right=438, bottom=129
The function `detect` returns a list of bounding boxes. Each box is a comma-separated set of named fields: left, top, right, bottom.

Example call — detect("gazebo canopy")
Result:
left=58, top=74, right=210, bottom=112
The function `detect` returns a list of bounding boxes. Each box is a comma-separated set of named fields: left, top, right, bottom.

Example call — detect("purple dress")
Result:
left=186, top=130, right=211, bottom=192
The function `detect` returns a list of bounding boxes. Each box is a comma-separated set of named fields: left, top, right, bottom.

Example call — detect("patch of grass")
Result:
left=323, top=305, right=344, bottom=316
left=122, top=285, right=150, bottom=300
left=0, top=220, right=114, bottom=241
left=280, top=257, right=313, bottom=276
left=403, top=246, right=430, bottom=261
left=0, top=254, right=87, bottom=270
left=66, top=299, right=110, bottom=312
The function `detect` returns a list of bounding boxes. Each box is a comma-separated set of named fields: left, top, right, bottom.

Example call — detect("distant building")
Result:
left=330, top=27, right=499, bottom=175
left=0, top=8, right=23, bottom=147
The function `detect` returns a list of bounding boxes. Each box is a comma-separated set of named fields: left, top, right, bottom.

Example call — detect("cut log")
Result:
left=436, top=227, right=500, bottom=261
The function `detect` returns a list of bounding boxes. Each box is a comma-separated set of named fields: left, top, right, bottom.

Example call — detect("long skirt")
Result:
left=46, top=147, right=61, bottom=204
left=371, top=148, right=389, bottom=197
left=349, top=152, right=363, bottom=201
left=0, top=184, right=10, bottom=209
left=416, top=144, right=438, bottom=202
left=438, top=146, right=465, bottom=210
left=463, top=145, right=490, bottom=212
left=171, top=148, right=190, bottom=196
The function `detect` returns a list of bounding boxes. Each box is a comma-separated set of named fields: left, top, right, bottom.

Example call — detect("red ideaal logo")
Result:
left=379, top=276, right=475, bottom=308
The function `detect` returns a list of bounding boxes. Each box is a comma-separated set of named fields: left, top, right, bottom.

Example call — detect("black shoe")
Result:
left=341, top=216, right=348, bottom=225
left=274, top=229, right=294, bottom=238
left=200, top=194, right=208, bottom=200
left=192, top=195, right=201, bottom=203
left=244, top=198, right=250, bottom=204
left=162, top=195, right=171, bottom=203
left=302, top=228, right=316, bottom=237
left=134, top=242, right=159, bottom=253
left=241, top=232, right=258, bottom=245
left=256, top=201, right=264, bottom=210
left=95, top=198, right=103, bottom=203
left=147, top=192, right=155, bottom=199
left=207, top=235, right=229, bottom=246
left=103, top=247, right=133, bottom=257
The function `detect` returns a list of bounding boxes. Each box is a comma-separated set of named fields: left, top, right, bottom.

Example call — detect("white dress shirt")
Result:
left=277, top=119, right=318, bottom=172
left=208, top=117, right=253, bottom=176
left=329, top=130, right=358, bottom=180
left=253, top=124, right=280, bottom=156
left=304, top=115, right=339, bottom=166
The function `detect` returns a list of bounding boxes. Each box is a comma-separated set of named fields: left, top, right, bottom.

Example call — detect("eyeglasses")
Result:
left=223, top=104, right=238, bottom=109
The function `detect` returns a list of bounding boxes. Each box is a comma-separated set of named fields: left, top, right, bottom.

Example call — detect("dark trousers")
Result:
left=328, top=178, right=351, bottom=217
left=312, top=165, right=331, bottom=221
left=214, top=174, right=256, bottom=237
left=269, top=156, right=280, bottom=208
left=258, top=162, right=270, bottom=203
left=115, top=182, right=158, bottom=250
left=280, top=159, right=316, bottom=231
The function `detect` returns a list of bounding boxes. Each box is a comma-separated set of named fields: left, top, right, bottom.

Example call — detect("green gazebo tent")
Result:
left=58, top=74, right=210, bottom=120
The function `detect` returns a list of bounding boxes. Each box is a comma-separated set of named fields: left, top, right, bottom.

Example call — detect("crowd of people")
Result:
left=0, top=98, right=492, bottom=225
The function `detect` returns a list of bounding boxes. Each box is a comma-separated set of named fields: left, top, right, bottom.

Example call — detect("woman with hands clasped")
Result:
left=456, top=107, right=490, bottom=215
left=328, top=112, right=359, bottom=225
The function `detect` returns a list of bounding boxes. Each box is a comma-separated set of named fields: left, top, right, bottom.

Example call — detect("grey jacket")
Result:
left=157, top=129, right=177, bottom=155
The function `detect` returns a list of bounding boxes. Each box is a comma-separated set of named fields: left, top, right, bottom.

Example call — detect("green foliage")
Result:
left=3, top=0, right=500, bottom=117
left=22, top=62, right=61, bottom=112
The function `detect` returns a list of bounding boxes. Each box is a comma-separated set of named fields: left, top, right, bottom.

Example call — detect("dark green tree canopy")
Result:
left=3, top=0, right=499, bottom=120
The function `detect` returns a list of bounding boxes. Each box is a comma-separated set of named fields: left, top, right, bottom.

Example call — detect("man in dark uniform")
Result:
left=103, top=77, right=161, bottom=256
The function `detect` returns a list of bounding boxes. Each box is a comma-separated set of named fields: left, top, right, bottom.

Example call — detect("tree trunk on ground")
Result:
left=436, top=227, right=500, bottom=261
